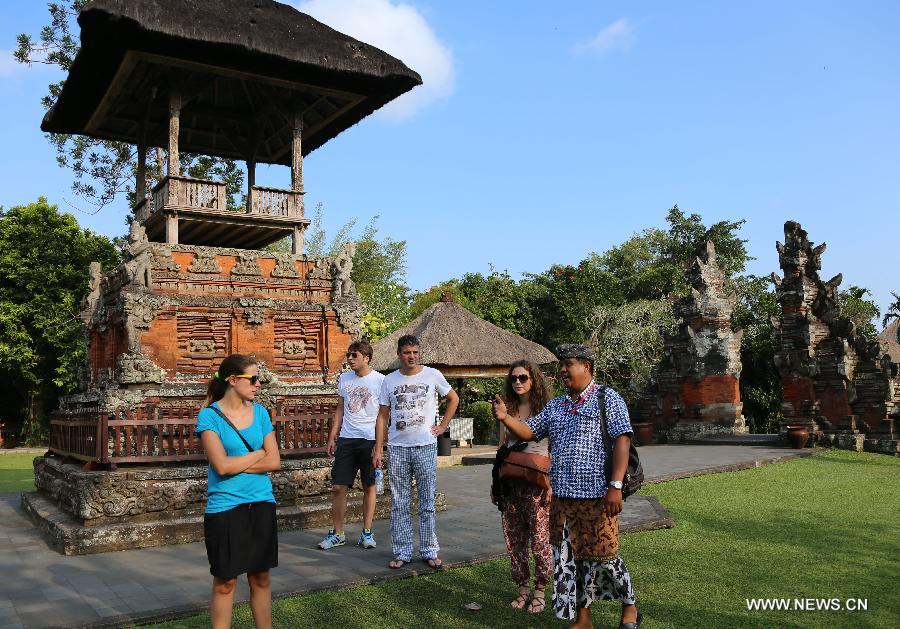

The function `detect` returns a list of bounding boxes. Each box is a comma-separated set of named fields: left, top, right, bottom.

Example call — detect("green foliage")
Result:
left=586, top=299, right=677, bottom=402
left=15, top=1, right=243, bottom=211
left=837, top=285, right=880, bottom=343
left=526, top=257, right=622, bottom=349
left=884, top=291, right=900, bottom=342
left=0, top=199, right=121, bottom=443
left=732, top=275, right=782, bottom=432
left=467, top=400, right=496, bottom=444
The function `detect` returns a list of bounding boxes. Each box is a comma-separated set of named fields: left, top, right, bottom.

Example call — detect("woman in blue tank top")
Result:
left=195, top=354, right=280, bottom=629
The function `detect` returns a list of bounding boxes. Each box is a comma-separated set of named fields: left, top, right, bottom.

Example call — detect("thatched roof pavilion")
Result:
left=42, top=0, right=421, bottom=160
left=41, top=0, right=421, bottom=250
left=879, top=320, right=900, bottom=363
left=371, top=294, right=557, bottom=377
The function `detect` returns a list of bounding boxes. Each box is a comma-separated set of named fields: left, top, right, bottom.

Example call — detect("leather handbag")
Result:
left=598, top=386, right=644, bottom=499
left=499, top=444, right=552, bottom=491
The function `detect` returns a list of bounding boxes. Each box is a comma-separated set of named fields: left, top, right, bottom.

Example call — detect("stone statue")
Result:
left=124, top=221, right=152, bottom=288
left=82, top=262, right=103, bottom=323
left=332, top=242, right=356, bottom=297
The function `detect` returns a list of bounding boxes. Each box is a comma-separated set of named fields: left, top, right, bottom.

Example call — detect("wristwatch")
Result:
left=608, top=480, right=623, bottom=490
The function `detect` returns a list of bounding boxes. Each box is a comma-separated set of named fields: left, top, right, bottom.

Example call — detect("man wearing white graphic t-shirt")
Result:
left=373, top=334, right=458, bottom=570
left=318, top=340, right=385, bottom=550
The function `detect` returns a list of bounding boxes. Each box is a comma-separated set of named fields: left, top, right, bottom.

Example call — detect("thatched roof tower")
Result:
left=371, top=293, right=556, bottom=376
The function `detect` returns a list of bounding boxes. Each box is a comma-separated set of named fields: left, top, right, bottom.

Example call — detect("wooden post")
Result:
left=165, top=214, right=178, bottom=245
left=291, top=112, right=303, bottom=193
left=292, top=224, right=304, bottom=255
left=246, top=159, right=256, bottom=213
left=135, top=144, right=147, bottom=205
left=168, top=90, right=181, bottom=177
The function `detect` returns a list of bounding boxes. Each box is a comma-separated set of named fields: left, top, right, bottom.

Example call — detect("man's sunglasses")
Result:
left=509, top=374, right=530, bottom=383
left=346, top=351, right=365, bottom=359
left=232, top=374, right=261, bottom=385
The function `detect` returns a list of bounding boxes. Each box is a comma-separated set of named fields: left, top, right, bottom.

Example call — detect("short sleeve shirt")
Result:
left=195, top=402, right=276, bottom=513
left=526, top=383, right=632, bottom=499
left=337, top=370, right=385, bottom=440
left=379, top=366, right=452, bottom=447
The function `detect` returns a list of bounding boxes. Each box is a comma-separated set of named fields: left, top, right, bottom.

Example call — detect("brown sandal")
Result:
left=511, top=586, right=530, bottom=610
left=527, top=589, right=546, bottom=614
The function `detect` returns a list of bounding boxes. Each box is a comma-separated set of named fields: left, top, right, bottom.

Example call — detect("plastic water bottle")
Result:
left=374, top=468, right=384, bottom=495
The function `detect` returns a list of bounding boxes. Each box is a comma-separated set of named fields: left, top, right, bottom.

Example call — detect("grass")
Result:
left=0, top=453, right=36, bottom=493
left=145, top=450, right=899, bottom=628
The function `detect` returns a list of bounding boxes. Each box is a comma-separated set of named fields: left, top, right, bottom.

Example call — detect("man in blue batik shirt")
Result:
left=494, top=344, right=641, bottom=629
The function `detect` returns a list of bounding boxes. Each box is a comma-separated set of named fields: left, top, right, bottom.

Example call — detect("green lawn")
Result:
left=0, top=453, right=36, bottom=493
left=145, top=450, right=899, bottom=628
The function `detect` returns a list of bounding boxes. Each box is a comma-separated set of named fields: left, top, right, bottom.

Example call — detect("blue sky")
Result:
left=1, top=1, right=897, bottom=318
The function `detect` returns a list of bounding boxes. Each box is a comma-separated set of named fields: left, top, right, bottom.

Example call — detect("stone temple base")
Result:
left=666, top=419, right=749, bottom=444
left=817, top=432, right=900, bottom=456
left=22, top=456, right=446, bottom=555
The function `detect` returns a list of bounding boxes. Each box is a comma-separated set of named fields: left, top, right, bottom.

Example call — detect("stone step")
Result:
left=685, top=433, right=784, bottom=447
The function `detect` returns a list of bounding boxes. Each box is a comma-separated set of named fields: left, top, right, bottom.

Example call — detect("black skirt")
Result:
left=204, top=501, right=278, bottom=580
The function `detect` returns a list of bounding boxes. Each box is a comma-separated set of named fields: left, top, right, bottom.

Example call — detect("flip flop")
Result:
left=424, top=557, right=444, bottom=570
left=388, top=558, right=409, bottom=569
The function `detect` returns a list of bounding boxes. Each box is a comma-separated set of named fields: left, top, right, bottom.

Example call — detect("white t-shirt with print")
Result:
left=338, top=370, right=385, bottom=440
left=379, top=366, right=452, bottom=448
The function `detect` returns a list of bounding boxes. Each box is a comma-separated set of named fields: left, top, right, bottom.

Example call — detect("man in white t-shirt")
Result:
left=318, top=340, right=385, bottom=550
left=373, top=334, right=459, bottom=569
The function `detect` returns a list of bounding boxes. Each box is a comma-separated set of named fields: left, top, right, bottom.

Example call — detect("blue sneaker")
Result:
left=317, top=529, right=345, bottom=549
left=357, top=529, right=376, bottom=549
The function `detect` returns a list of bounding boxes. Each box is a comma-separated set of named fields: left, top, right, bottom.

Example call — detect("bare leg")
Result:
left=362, top=484, right=377, bottom=530
left=570, top=606, right=593, bottom=628
left=247, top=571, right=272, bottom=629
left=621, top=602, right=638, bottom=624
left=210, top=577, right=237, bottom=629
left=331, top=485, right=348, bottom=533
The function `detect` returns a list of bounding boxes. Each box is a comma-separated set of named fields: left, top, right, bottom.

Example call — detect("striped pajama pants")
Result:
left=387, top=443, right=439, bottom=561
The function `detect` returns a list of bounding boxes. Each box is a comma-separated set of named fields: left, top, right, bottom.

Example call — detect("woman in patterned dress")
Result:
left=497, top=360, right=554, bottom=614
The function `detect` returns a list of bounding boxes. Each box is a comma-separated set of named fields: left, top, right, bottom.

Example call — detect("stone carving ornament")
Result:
left=331, top=242, right=356, bottom=297
left=271, top=257, right=300, bottom=278
left=151, top=245, right=181, bottom=272
left=232, top=251, right=262, bottom=276
left=188, top=250, right=222, bottom=273
left=123, top=222, right=152, bottom=288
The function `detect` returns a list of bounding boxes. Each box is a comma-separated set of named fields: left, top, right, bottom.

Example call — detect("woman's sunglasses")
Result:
left=232, top=374, right=261, bottom=385
left=509, top=374, right=530, bottom=384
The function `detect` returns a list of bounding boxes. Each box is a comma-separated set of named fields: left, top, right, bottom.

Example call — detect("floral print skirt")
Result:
left=549, top=497, right=636, bottom=620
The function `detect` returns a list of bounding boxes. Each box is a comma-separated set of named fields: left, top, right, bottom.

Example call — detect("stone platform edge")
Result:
left=21, top=491, right=446, bottom=556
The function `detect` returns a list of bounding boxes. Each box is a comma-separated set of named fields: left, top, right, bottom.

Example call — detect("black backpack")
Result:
left=598, top=386, right=644, bottom=499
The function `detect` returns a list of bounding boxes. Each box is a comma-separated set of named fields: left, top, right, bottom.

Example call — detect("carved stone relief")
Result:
left=117, top=352, right=166, bottom=384
left=271, top=258, right=300, bottom=278
left=331, top=242, right=356, bottom=297
left=151, top=246, right=181, bottom=272
left=232, top=251, right=262, bottom=276
left=333, top=295, right=363, bottom=338
left=188, top=251, right=222, bottom=274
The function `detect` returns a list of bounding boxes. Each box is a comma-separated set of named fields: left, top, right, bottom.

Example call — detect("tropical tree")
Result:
left=585, top=299, right=677, bottom=401
left=883, top=291, right=900, bottom=342
left=15, top=1, right=243, bottom=212
left=837, top=285, right=881, bottom=343
left=731, top=274, right=782, bottom=433
left=0, top=199, right=121, bottom=443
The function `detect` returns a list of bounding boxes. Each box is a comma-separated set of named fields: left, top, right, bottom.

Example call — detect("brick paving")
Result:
left=0, top=444, right=810, bottom=628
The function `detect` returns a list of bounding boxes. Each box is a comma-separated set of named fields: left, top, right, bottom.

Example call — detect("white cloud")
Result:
left=293, top=0, right=454, bottom=120
left=571, top=17, right=635, bottom=56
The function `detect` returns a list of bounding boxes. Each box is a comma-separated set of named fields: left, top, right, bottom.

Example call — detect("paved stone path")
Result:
left=0, top=445, right=811, bottom=628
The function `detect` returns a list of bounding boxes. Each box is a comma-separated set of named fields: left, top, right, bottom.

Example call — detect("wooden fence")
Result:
left=49, top=401, right=336, bottom=466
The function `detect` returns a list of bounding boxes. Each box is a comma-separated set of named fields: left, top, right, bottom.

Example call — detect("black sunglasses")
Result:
left=509, top=374, right=530, bottom=383
left=232, top=374, right=260, bottom=385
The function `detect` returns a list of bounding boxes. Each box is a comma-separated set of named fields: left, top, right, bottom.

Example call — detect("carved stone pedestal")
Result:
left=23, top=456, right=446, bottom=555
